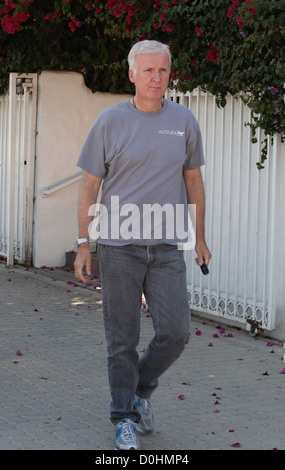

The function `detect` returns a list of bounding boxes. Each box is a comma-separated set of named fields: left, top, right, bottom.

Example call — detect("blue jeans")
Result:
left=97, top=243, right=190, bottom=424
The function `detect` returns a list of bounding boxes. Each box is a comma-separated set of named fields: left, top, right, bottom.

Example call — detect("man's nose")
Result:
left=152, top=70, right=161, bottom=82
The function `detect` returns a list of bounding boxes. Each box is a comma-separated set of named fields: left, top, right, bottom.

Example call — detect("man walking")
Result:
left=74, top=40, right=211, bottom=450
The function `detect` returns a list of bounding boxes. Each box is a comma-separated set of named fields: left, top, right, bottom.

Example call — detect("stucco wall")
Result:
left=33, top=71, right=130, bottom=267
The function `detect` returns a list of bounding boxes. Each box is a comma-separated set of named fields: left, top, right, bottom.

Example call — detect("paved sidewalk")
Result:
left=0, top=261, right=284, bottom=451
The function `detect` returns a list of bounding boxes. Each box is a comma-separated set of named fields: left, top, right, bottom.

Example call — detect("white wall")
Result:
left=33, top=71, right=130, bottom=267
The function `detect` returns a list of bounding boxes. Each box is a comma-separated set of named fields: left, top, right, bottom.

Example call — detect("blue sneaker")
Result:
left=133, top=395, right=154, bottom=433
left=114, top=419, right=140, bottom=450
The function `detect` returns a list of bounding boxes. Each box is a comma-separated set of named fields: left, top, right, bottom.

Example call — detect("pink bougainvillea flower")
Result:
left=236, top=17, right=243, bottom=28
left=206, top=43, right=220, bottom=62
left=270, top=87, right=279, bottom=95
left=195, top=27, right=202, bottom=37
left=163, top=24, right=174, bottom=32
left=227, top=7, right=233, bottom=17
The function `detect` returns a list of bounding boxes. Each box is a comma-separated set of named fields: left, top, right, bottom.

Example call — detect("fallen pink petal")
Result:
left=213, top=333, right=219, bottom=338
left=219, top=328, right=225, bottom=334
left=279, top=368, right=285, bottom=374
left=178, top=394, right=185, bottom=400
left=266, top=342, right=273, bottom=347
left=227, top=333, right=233, bottom=337
left=262, top=371, right=269, bottom=375
left=16, top=349, right=22, bottom=356
left=228, top=429, right=235, bottom=432
left=213, top=409, right=220, bottom=413
left=231, top=442, right=241, bottom=448
left=195, top=330, right=201, bottom=335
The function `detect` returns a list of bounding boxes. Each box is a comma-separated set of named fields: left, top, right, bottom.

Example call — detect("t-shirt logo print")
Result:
left=158, top=130, right=185, bottom=136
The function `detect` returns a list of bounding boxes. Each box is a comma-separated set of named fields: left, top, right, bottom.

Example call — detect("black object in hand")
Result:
left=200, top=263, right=209, bottom=275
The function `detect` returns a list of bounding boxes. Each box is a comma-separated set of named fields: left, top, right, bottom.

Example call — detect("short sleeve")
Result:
left=183, top=114, right=205, bottom=170
left=76, top=114, right=107, bottom=179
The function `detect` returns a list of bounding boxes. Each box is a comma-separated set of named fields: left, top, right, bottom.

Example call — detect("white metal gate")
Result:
left=166, top=88, right=281, bottom=332
left=0, top=73, right=38, bottom=267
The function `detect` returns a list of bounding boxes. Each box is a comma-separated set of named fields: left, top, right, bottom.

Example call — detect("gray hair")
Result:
left=128, top=40, right=171, bottom=74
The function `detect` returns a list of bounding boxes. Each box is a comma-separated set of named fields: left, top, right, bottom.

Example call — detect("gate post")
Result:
left=7, top=73, right=17, bottom=268
left=6, top=73, right=38, bottom=267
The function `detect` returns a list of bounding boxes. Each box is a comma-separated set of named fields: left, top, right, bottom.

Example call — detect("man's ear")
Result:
left=128, top=69, right=135, bottom=84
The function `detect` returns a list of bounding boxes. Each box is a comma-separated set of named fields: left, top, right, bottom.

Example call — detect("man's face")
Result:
left=129, top=52, right=170, bottom=103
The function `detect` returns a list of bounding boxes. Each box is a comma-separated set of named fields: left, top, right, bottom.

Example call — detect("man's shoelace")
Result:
left=120, top=419, right=136, bottom=441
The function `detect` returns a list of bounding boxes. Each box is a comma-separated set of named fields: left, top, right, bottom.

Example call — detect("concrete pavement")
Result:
left=0, top=261, right=284, bottom=452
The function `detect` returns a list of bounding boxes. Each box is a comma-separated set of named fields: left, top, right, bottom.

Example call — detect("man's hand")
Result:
left=74, top=243, right=91, bottom=283
left=195, top=239, right=211, bottom=268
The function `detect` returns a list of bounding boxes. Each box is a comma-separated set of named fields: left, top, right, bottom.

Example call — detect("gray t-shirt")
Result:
left=77, top=98, right=204, bottom=246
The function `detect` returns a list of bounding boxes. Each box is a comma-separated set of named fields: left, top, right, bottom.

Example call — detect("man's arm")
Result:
left=183, top=168, right=211, bottom=267
left=74, top=171, right=102, bottom=283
